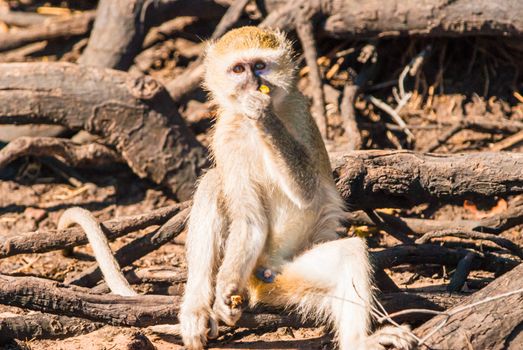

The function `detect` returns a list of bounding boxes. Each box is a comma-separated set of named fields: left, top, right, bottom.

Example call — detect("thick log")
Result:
left=0, top=62, right=208, bottom=199
left=334, top=150, right=523, bottom=209
left=0, top=274, right=460, bottom=333
left=415, top=263, right=523, bottom=349
left=0, top=275, right=180, bottom=327
left=262, top=0, right=523, bottom=39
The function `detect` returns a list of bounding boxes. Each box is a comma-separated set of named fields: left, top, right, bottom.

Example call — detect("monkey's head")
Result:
left=203, top=26, right=295, bottom=110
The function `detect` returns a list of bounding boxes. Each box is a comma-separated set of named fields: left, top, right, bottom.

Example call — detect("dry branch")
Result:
left=0, top=274, right=461, bottom=337
left=0, top=274, right=180, bottom=327
left=415, top=263, right=523, bottom=349
left=296, top=12, right=327, bottom=138
left=415, top=229, right=523, bottom=259
left=344, top=204, right=523, bottom=235
left=0, top=202, right=189, bottom=258
left=372, top=244, right=518, bottom=273
left=67, top=208, right=189, bottom=288
left=0, top=11, right=95, bottom=52
left=0, top=136, right=121, bottom=169
left=0, top=62, right=208, bottom=199
left=335, top=150, right=523, bottom=209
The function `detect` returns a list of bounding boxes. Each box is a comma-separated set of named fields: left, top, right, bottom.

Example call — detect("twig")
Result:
left=490, top=129, right=523, bottom=151
left=296, top=13, right=327, bottom=138
left=344, top=203, right=523, bottom=235
left=211, top=0, right=250, bottom=40
left=0, top=137, right=122, bottom=169
left=340, top=43, right=378, bottom=150
left=423, top=122, right=462, bottom=153
left=415, top=228, right=523, bottom=259
left=364, top=209, right=414, bottom=244
left=372, top=244, right=518, bottom=272
left=366, top=95, right=415, bottom=140
left=340, top=83, right=362, bottom=150
left=0, top=8, right=49, bottom=27
left=0, top=41, right=48, bottom=63
left=447, top=252, right=476, bottom=293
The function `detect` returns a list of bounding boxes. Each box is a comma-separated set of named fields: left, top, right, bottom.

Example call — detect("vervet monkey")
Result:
left=179, top=27, right=416, bottom=350
left=57, top=26, right=415, bottom=350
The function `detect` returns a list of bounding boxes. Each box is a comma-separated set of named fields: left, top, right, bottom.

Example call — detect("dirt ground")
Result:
left=0, top=0, right=523, bottom=349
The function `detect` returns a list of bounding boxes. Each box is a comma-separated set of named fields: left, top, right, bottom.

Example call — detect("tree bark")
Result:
left=415, top=263, right=523, bottom=350
left=0, top=313, right=103, bottom=342
left=334, top=150, right=523, bottom=209
left=0, top=62, right=208, bottom=199
left=262, top=0, right=523, bottom=39
left=0, top=11, right=95, bottom=52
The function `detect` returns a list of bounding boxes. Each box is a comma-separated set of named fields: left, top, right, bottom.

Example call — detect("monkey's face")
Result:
left=205, top=49, right=295, bottom=111
left=203, top=27, right=295, bottom=112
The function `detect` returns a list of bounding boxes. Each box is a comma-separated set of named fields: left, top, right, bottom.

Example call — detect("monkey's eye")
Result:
left=232, top=64, right=245, bottom=74
left=254, top=61, right=266, bottom=71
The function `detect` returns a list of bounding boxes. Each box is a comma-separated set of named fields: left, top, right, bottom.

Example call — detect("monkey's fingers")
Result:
left=230, top=294, right=243, bottom=308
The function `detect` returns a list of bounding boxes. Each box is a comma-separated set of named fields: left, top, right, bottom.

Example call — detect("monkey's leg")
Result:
left=260, top=238, right=415, bottom=350
left=179, top=169, right=225, bottom=350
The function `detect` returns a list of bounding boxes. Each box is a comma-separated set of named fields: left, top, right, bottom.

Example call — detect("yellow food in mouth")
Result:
left=259, top=84, right=270, bottom=94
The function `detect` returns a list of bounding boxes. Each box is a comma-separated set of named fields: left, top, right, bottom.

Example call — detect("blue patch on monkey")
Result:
left=255, top=267, right=276, bottom=283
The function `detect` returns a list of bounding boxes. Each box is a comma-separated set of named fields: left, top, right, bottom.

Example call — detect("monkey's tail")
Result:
left=58, top=207, right=137, bottom=297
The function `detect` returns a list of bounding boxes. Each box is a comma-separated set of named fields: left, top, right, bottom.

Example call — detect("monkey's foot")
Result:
left=179, top=306, right=217, bottom=350
left=213, top=283, right=244, bottom=326
left=362, top=325, right=418, bottom=350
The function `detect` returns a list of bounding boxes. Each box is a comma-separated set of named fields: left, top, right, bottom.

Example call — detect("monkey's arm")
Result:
left=212, top=194, right=268, bottom=325
left=255, top=108, right=319, bottom=208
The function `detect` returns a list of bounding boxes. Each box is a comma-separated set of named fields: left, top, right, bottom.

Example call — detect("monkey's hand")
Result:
left=239, top=90, right=271, bottom=120
left=179, top=306, right=219, bottom=350
left=212, top=281, right=245, bottom=326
